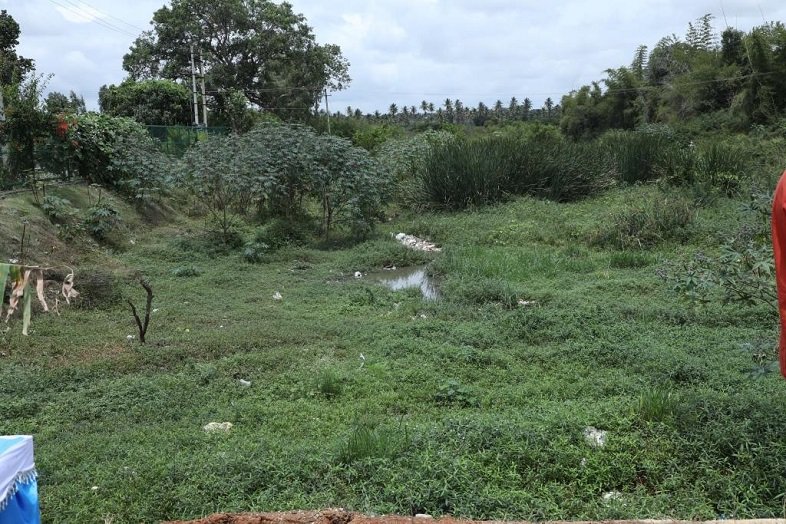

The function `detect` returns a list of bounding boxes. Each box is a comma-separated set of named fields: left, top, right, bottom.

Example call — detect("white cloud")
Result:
left=10, top=0, right=786, bottom=112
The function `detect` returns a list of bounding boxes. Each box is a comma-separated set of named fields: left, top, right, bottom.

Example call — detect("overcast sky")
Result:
left=7, top=0, right=786, bottom=114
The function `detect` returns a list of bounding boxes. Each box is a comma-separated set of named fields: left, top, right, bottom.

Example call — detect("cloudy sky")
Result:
left=7, top=0, right=786, bottom=114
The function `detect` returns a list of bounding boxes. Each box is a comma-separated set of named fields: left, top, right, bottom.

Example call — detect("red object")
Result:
left=55, top=119, right=68, bottom=138
left=771, top=169, right=786, bottom=377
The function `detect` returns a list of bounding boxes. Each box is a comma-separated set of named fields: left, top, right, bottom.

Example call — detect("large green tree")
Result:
left=122, top=0, right=350, bottom=121
left=99, top=79, right=191, bottom=125
left=0, top=10, right=33, bottom=86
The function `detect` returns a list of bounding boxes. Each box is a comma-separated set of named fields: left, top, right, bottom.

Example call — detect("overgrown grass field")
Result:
left=2, top=184, right=786, bottom=523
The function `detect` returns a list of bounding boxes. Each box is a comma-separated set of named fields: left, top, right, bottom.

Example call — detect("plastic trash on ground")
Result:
left=0, top=435, right=40, bottom=524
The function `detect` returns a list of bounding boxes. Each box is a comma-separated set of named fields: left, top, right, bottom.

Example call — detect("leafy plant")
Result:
left=83, top=203, right=120, bottom=241
left=667, top=191, right=776, bottom=308
left=171, top=265, right=201, bottom=277
left=434, top=379, right=479, bottom=407
left=40, top=195, right=78, bottom=225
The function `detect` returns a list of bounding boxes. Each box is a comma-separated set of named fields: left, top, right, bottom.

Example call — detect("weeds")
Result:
left=636, top=388, right=681, bottom=424
left=591, top=192, right=694, bottom=249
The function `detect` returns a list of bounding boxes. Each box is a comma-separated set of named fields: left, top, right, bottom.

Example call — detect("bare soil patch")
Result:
left=164, top=509, right=786, bottom=524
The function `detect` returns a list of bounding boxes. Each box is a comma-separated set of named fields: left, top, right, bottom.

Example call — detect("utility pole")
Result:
left=324, top=89, right=331, bottom=134
left=190, top=44, right=200, bottom=126
left=199, top=50, right=208, bottom=127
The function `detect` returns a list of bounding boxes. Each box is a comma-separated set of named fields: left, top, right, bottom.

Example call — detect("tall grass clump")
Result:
left=591, top=191, right=695, bottom=249
left=601, top=129, right=677, bottom=185
left=695, top=141, right=749, bottom=196
left=537, top=140, right=611, bottom=202
left=416, top=133, right=610, bottom=210
left=419, top=136, right=516, bottom=209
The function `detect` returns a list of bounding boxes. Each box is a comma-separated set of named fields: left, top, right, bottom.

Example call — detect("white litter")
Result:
left=273, top=291, right=283, bottom=301
left=203, top=422, right=233, bottom=433
left=583, top=426, right=607, bottom=448
left=238, top=379, right=251, bottom=387
left=393, top=233, right=442, bottom=252
left=354, top=271, right=363, bottom=279
left=602, top=491, right=622, bottom=502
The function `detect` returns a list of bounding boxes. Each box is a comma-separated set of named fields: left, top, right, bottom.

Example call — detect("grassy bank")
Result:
left=1, top=184, right=784, bottom=523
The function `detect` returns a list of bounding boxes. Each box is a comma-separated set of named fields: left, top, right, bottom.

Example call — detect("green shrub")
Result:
left=179, top=123, right=388, bottom=239
left=40, top=195, right=78, bottom=225
left=171, top=265, right=201, bottom=277
left=82, top=203, right=121, bottom=241
left=39, top=113, right=171, bottom=200
left=242, top=242, right=269, bottom=264
left=352, top=124, right=403, bottom=151
left=253, top=217, right=314, bottom=249
left=418, top=136, right=515, bottom=209
left=434, top=379, right=479, bottom=407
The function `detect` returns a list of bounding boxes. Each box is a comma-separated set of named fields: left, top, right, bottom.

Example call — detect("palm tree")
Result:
left=455, top=99, right=465, bottom=124
left=493, top=99, right=503, bottom=121
left=544, top=97, right=554, bottom=118
left=421, top=100, right=429, bottom=115
left=522, top=98, right=532, bottom=120
left=388, top=103, right=398, bottom=121
left=508, top=97, right=518, bottom=119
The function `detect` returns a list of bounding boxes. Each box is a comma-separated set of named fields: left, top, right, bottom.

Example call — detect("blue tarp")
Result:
left=0, top=436, right=40, bottom=524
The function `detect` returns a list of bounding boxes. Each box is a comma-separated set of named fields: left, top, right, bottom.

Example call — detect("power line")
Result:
left=60, top=0, right=148, bottom=33
left=44, top=0, right=138, bottom=38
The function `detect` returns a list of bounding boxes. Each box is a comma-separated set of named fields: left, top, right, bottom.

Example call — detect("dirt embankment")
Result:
left=163, top=509, right=786, bottom=524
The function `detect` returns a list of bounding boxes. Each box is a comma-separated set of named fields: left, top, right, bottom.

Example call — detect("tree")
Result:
left=508, top=96, right=518, bottom=119
left=522, top=98, right=532, bottom=120
left=0, top=10, right=33, bottom=85
left=99, top=79, right=192, bottom=126
left=122, top=0, right=350, bottom=121
left=44, top=91, right=86, bottom=115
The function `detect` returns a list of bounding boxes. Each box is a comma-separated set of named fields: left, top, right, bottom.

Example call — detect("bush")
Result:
left=179, top=123, right=388, bottom=240
left=337, top=422, right=400, bottom=464
left=171, top=265, right=201, bottom=277
left=253, top=217, right=313, bottom=249
left=38, top=113, right=171, bottom=200
left=83, top=203, right=121, bottom=241
left=40, top=195, right=78, bottom=225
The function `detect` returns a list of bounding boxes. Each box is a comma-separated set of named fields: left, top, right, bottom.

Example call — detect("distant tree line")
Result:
left=559, top=15, right=786, bottom=138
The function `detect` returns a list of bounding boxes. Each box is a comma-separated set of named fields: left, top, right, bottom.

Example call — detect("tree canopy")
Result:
left=99, top=79, right=192, bottom=126
left=122, top=0, right=350, bottom=121
left=0, top=9, right=33, bottom=85
left=559, top=15, right=786, bottom=137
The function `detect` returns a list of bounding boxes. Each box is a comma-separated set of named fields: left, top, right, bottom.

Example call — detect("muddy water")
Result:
left=366, top=265, right=439, bottom=300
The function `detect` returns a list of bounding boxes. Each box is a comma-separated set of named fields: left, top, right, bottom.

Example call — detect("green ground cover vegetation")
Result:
left=1, top=8, right=786, bottom=524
